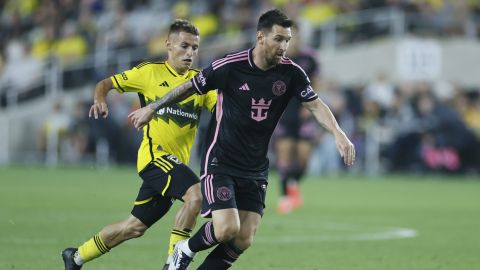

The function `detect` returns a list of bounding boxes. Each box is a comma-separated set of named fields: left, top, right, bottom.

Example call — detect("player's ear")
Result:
left=165, top=38, right=171, bottom=51
left=257, top=31, right=265, bottom=45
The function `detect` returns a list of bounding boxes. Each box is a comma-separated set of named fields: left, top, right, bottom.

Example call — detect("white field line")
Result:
left=255, top=220, right=418, bottom=243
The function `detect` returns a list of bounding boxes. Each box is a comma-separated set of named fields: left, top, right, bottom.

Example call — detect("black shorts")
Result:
left=131, top=154, right=200, bottom=227
left=200, top=174, right=268, bottom=217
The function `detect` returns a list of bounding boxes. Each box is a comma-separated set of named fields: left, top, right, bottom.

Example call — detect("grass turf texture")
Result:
left=1, top=166, right=479, bottom=270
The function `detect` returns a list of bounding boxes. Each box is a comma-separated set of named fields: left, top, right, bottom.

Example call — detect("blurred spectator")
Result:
left=0, top=39, right=43, bottom=95
left=388, top=89, right=480, bottom=173
left=453, top=89, right=480, bottom=139
left=65, top=100, right=92, bottom=163
left=30, top=23, right=56, bottom=59
left=364, top=72, right=395, bottom=112
left=106, top=93, right=142, bottom=164
left=38, top=102, right=71, bottom=164
left=301, top=0, right=338, bottom=26
left=53, top=20, right=88, bottom=67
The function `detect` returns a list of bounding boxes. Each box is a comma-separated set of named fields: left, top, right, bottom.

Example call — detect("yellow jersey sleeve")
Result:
left=111, top=63, right=151, bottom=93
left=204, top=90, right=217, bottom=112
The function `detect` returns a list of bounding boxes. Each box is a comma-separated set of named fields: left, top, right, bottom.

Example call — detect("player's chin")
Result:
left=182, top=61, right=192, bottom=69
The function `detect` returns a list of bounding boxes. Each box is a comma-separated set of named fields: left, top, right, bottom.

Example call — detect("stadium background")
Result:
left=1, top=0, right=479, bottom=269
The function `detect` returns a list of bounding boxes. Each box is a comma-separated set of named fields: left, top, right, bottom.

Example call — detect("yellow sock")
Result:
left=168, top=229, right=191, bottom=256
left=78, top=234, right=110, bottom=262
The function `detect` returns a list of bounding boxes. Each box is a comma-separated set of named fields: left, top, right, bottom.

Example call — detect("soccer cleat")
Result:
left=286, top=182, right=303, bottom=209
left=277, top=197, right=293, bottom=214
left=62, top=248, right=82, bottom=270
left=163, top=255, right=172, bottom=270
left=168, top=240, right=195, bottom=270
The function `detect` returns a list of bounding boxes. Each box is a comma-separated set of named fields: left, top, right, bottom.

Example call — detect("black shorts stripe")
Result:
left=157, top=157, right=174, bottom=169
left=137, top=162, right=199, bottom=201
left=152, top=160, right=170, bottom=173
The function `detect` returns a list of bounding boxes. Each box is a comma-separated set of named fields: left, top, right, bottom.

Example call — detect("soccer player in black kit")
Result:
left=129, top=9, right=355, bottom=270
left=274, top=25, right=322, bottom=214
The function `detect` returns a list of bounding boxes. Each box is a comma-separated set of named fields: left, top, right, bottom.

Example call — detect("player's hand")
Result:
left=89, top=100, right=109, bottom=119
left=128, top=106, right=155, bottom=130
left=334, top=132, right=355, bottom=166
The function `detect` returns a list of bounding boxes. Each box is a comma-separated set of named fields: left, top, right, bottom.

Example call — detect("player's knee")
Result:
left=183, top=185, right=202, bottom=213
left=235, top=234, right=254, bottom=250
left=234, top=222, right=259, bottom=250
left=187, top=200, right=202, bottom=215
left=184, top=195, right=202, bottom=214
left=214, top=223, right=240, bottom=242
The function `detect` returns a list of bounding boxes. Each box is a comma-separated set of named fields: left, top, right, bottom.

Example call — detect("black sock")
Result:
left=278, top=164, right=289, bottom=196
left=293, top=167, right=305, bottom=183
left=188, top=221, right=219, bottom=252
left=197, top=241, right=243, bottom=270
left=280, top=176, right=288, bottom=196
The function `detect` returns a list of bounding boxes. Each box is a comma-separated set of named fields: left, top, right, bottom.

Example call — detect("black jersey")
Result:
left=280, top=49, right=320, bottom=125
left=191, top=48, right=318, bottom=180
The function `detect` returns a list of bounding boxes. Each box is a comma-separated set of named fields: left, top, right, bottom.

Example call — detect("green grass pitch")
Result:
left=1, top=166, right=479, bottom=270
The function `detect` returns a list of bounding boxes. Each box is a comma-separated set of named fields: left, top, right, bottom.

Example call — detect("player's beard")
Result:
left=266, top=52, right=281, bottom=67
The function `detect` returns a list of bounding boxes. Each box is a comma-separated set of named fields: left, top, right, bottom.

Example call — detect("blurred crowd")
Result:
left=38, top=95, right=142, bottom=165
left=1, top=0, right=480, bottom=86
left=2, top=0, right=480, bottom=174
left=337, top=77, right=480, bottom=174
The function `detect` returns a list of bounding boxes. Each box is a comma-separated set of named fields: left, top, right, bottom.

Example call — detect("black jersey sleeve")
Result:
left=291, top=64, right=318, bottom=102
left=191, top=64, right=224, bottom=95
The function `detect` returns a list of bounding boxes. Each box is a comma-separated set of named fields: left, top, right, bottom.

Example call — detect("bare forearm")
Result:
left=304, top=98, right=356, bottom=166
left=148, top=81, right=195, bottom=112
left=304, top=98, right=344, bottom=136
left=94, top=78, right=114, bottom=102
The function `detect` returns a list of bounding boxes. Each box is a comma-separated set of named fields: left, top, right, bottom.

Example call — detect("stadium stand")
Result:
left=1, top=0, right=479, bottom=174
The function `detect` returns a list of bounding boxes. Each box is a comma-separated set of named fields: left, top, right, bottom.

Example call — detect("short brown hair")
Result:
left=257, top=9, right=293, bottom=32
left=168, top=19, right=199, bottom=36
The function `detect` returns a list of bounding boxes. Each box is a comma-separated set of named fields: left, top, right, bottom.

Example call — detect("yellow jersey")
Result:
left=111, top=61, right=217, bottom=172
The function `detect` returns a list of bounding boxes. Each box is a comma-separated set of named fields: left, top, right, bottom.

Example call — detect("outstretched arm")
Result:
left=128, top=81, right=195, bottom=129
left=89, top=78, right=114, bottom=119
left=302, top=98, right=355, bottom=166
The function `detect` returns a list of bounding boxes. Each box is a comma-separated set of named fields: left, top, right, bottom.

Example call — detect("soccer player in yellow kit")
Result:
left=61, top=20, right=216, bottom=270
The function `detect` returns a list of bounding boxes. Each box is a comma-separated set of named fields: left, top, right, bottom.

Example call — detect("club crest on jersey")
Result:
left=217, top=186, right=232, bottom=201
left=272, top=80, right=286, bottom=96
left=251, top=98, right=272, bottom=122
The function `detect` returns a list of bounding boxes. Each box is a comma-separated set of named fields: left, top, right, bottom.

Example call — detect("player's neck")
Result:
left=166, top=60, right=187, bottom=75
left=252, top=47, right=275, bottom=71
